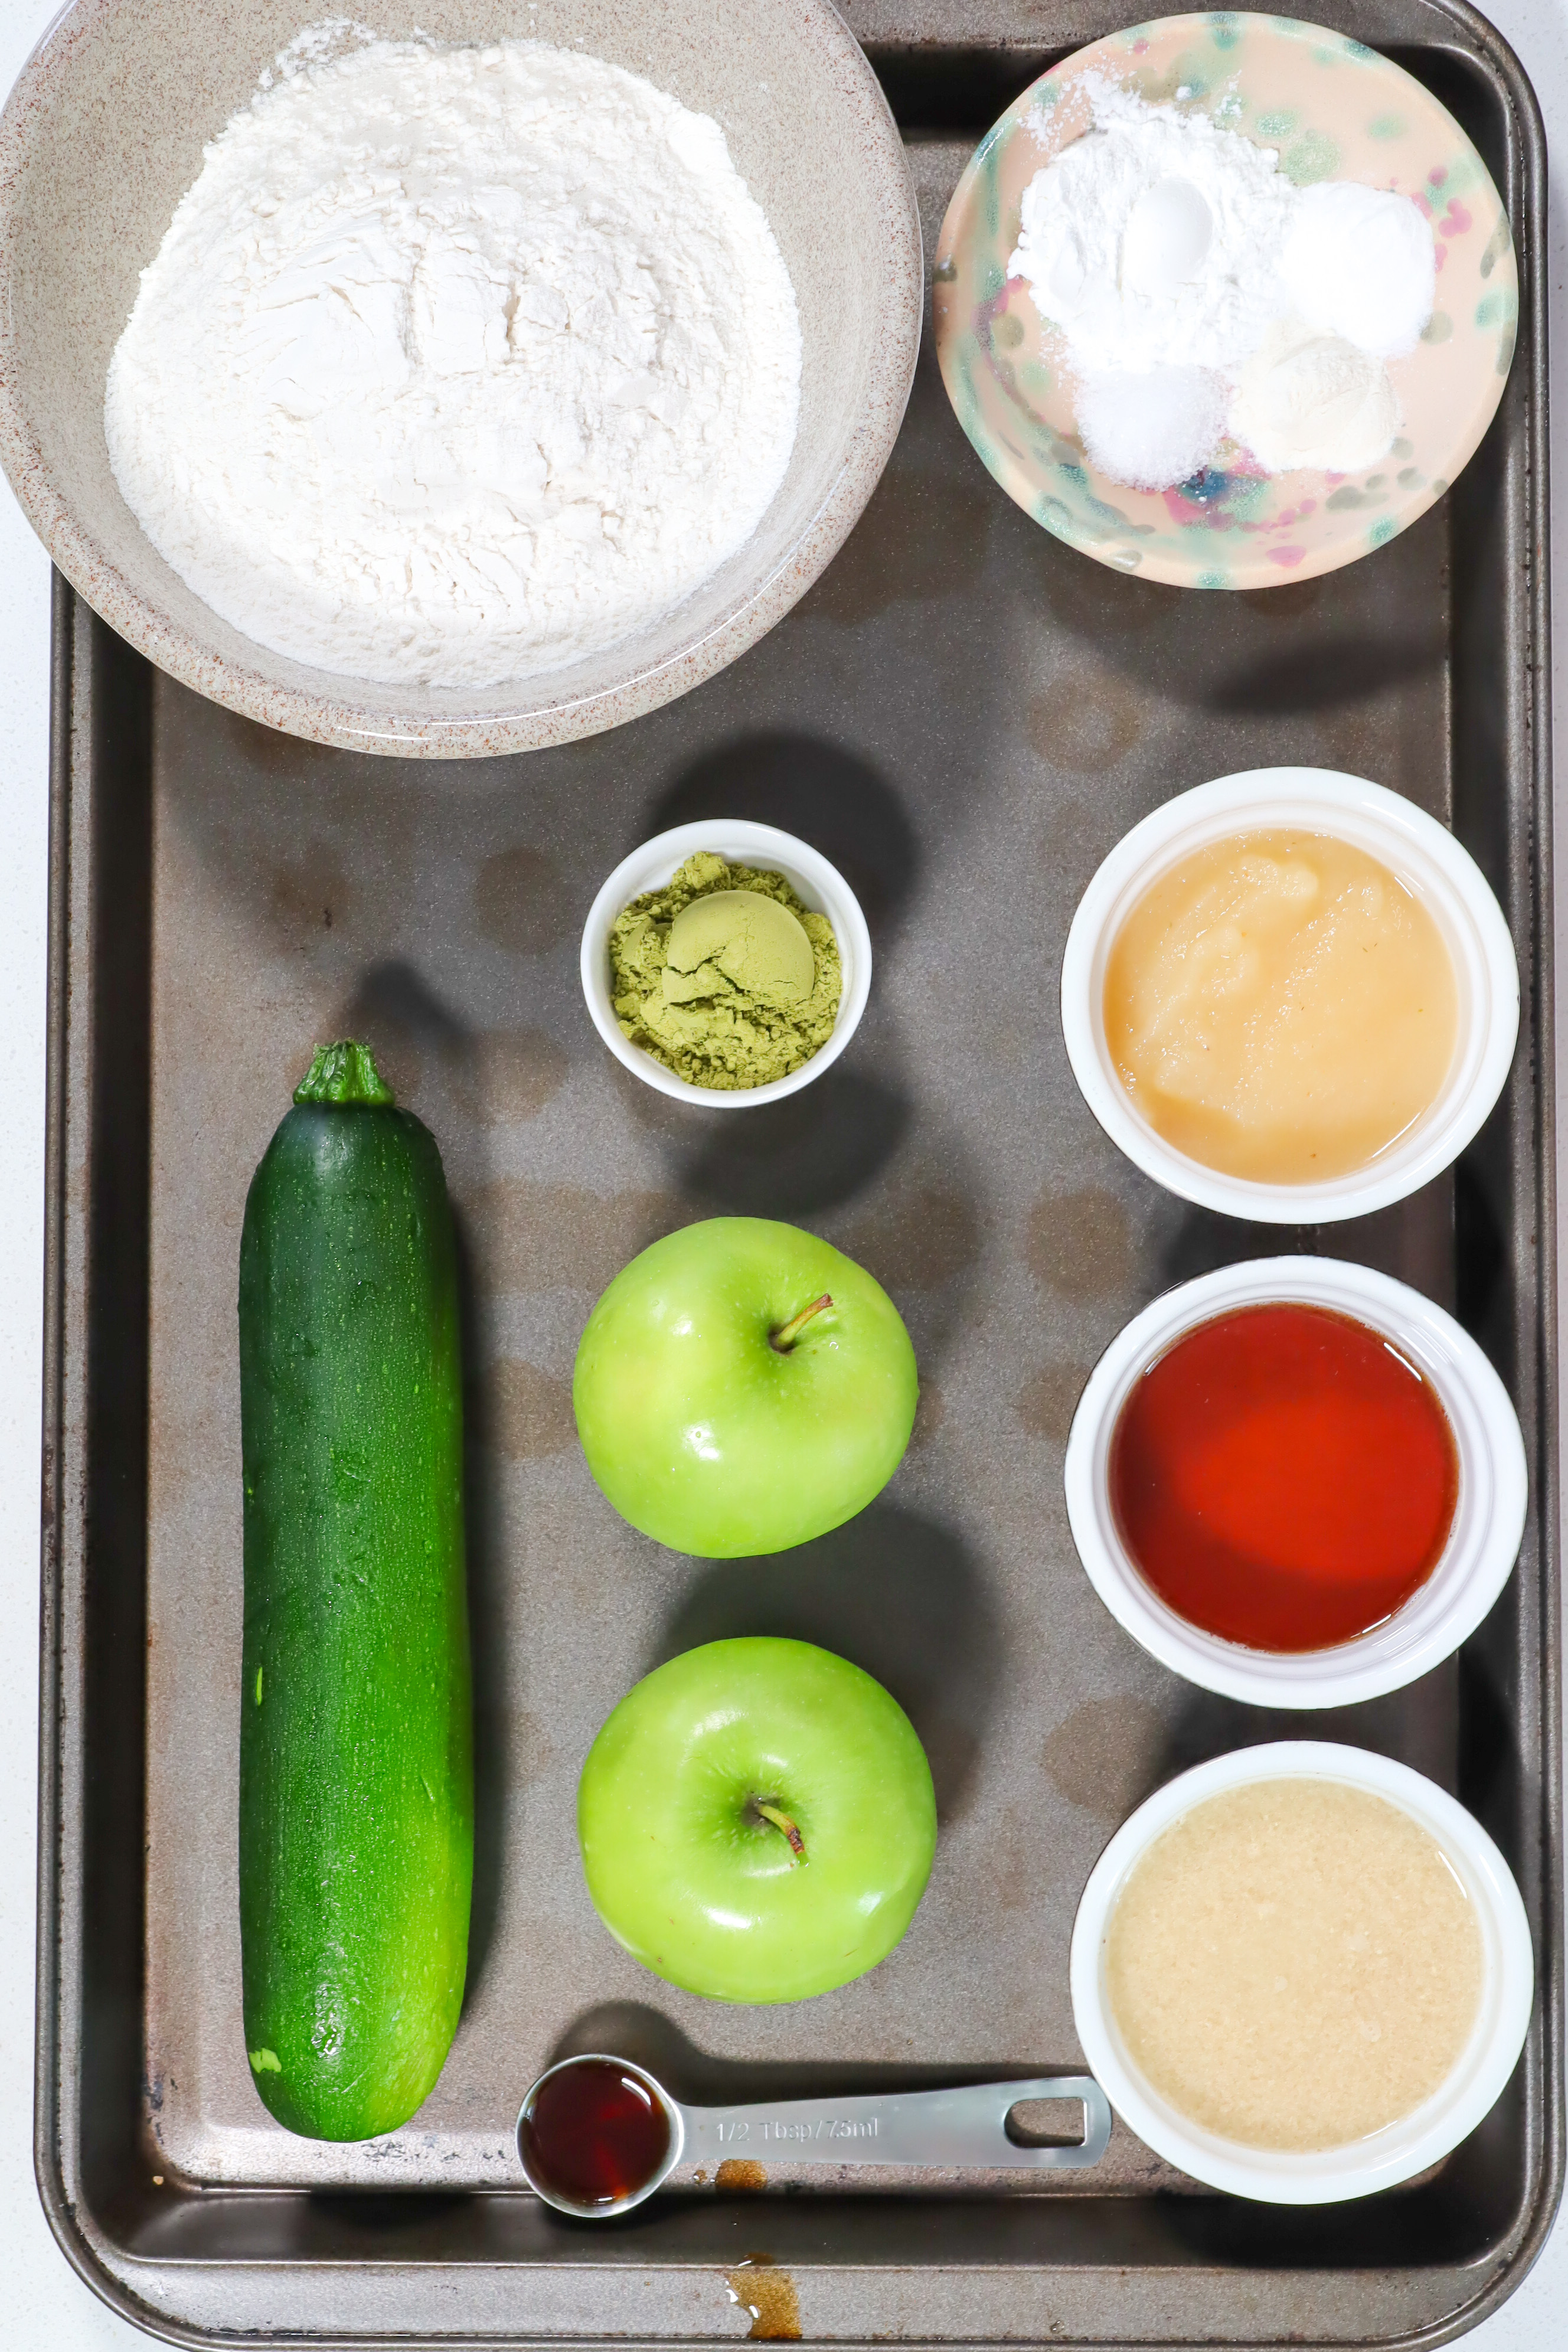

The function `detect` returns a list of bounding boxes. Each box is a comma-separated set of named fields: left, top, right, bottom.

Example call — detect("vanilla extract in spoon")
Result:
left=520, top=2057, right=671, bottom=2211
left=515, top=2053, right=1111, bottom=2216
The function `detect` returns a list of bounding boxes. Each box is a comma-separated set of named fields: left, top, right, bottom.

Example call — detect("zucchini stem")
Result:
left=294, top=1040, right=395, bottom=1108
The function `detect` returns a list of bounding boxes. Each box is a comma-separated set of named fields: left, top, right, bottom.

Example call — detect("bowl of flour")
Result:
left=0, top=5, right=920, bottom=754
left=932, top=12, right=1517, bottom=590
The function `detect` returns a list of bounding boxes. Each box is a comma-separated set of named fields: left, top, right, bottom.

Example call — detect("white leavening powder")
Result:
left=1280, top=182, right=1436, bottom=358
left=106, top=31, right=802, bottom=688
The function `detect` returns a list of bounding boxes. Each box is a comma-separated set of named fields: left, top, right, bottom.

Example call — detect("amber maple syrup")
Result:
left=521, top=2059, right=670, bottom=2208
left=1110, top=1301, right=1457, bottom=1651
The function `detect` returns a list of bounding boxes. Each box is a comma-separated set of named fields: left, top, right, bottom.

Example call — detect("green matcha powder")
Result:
left=609, top=851, right=842, bottom=1090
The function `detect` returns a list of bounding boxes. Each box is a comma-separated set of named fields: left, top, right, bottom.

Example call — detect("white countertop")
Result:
left=1, top=0, right=1563, bottom=2342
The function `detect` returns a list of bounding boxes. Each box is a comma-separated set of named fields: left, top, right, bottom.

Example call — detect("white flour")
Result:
left=106, top=31, right=801, bottom=688
left=1010, top=81, right=1299, bottom=378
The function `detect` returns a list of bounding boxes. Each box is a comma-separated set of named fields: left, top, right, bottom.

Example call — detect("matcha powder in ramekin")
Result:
left=609, top=852, right=842, bottom=1090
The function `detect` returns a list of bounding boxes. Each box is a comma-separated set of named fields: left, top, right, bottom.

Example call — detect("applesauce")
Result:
left=1103, top=830, right=1458, bottom=1183
left=1104, top=1779, right=1482, bottom=2152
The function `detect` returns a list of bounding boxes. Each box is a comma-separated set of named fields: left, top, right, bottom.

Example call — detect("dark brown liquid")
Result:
left=729, top=2258, right=802, bottom=2341
left=716, top=2157, right=768, bottom=2193
left=521, top=2059, right=670, bottom=2209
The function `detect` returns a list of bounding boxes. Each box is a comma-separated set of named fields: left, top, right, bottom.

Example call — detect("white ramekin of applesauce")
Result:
left=1059, top=767, right=1519, bottom=1223
left=1070, top=1742, right=1534, bottom=2204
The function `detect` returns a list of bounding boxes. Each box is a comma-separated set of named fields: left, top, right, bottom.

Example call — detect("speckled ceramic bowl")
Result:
left=933, top=12, right=1517, bottom=589
left=0, top=1, right=920, bottom=756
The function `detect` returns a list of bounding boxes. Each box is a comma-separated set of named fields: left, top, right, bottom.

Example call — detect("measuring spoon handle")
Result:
left=678, top=2073, right=1112, bottom=2170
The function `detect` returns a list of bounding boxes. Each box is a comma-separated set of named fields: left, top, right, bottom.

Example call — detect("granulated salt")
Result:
left=1077, top=365, right=1226, bottom=492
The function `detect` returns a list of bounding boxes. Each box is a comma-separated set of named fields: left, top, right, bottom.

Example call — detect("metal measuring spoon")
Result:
left=516, top=2050, right=1113, bottom=2217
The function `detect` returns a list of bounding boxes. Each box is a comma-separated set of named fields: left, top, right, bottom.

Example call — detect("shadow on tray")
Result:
left=654, top=1500, right=997, bottom=1830
left=645, top=729, right=920, bottom=937
left=544, top=1998, right=1082, bottom=2109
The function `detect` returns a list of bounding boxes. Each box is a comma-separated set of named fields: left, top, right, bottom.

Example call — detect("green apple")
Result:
left=573, top=1217, right=917, bottom=1557
left=577, top=1638, right=937, bottom=2003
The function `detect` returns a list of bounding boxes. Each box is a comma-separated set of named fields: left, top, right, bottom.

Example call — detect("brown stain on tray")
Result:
left=1024, top=1184, right=1135, bottom=1301
left=1027, top=668, right=1145, bottom=775
left=907, top=1378, right=946, bottom=1449
left=459, top=1178, right=684, bottom=1292
left=475, top=1027, right=570, bottom=1123
left=267, top=843, right=351, bottom=946
left=477, top=1360, right=576, bottom=1460
left=727, top=2256, right=801, bottom=2340
left=1015, top=1362, right=1091, bottom=1445
left=1042, top=1697, right=1166, bottom=1823
left=473, top=845, right=573, bottom=952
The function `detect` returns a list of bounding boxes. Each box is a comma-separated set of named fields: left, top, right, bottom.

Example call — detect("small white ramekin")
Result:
left=580, top=820, right=872, bottom=1108
left=1063, top=1256, right=1527, bottom=1709
left=1070, top=1742, right=1535, bottom=2204
left=1060, top=767, right=1520, bottom=1223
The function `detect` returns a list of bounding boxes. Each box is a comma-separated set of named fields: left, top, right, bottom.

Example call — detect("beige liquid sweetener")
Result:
left=1103, top=830, right=1458, bottom=1184
left=1105, top=1779, right=1483, bottom=2152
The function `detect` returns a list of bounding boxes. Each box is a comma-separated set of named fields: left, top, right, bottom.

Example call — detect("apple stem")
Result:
left=754, top=1800, right=806, bottom=1864
left=770, top=1294, right=833, bottom=1354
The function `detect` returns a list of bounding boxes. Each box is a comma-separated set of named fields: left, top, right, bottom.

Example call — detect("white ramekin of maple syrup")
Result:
left=1064, top=1253, right=1527, bottom=1710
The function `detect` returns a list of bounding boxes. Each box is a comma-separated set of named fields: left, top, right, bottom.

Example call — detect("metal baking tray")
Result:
left=35, top=2, right=1561, bottom=2342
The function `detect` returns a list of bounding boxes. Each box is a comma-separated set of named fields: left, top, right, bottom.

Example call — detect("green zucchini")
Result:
left=238, top=1041, right=472, bottom=2141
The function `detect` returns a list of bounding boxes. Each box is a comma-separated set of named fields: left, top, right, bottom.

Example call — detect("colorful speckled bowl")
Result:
left=933, top=12, right=1517, bottom=589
